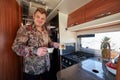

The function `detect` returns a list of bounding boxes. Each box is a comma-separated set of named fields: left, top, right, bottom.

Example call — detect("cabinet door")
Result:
left=74, top=6, right=86, bottom=25
left=85, top=0, right=120, bottom=22
left=67, top=15, right=74, bottom=27
left=67, top=6, right=85, bottom=27
left=0, top=0, right=23, bottom=80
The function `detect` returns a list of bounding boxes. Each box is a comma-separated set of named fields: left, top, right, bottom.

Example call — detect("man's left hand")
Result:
left=53, top=42, right=59, bottom=48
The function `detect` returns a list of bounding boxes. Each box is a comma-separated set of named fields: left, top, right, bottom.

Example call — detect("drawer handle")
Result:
left=94, top=12, right=111, bottom=19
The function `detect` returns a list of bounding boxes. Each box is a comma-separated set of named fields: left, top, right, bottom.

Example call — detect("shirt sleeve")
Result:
left=12, top=26, right=37, bottom=57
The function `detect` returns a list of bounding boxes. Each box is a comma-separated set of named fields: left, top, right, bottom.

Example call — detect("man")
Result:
left=12, top=8, right=59, bottom=80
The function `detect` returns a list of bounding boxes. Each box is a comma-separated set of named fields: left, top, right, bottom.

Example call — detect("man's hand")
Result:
left=36, top=47, right=47, bottom=56
left=53, top=42, right=59, bottom=48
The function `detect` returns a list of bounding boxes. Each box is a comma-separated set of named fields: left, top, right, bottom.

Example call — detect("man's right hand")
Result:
left=36, top=47, right=47, bottom=56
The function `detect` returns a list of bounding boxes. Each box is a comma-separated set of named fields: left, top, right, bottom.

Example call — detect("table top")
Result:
left=57, top=58, right=115, bottom=80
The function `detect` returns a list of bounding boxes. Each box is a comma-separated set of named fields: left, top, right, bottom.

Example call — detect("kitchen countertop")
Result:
left=57, top=58, right=115, bottom=80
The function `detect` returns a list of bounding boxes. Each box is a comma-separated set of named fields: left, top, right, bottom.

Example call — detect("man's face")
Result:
left=33, top=11, right=46, bottom=27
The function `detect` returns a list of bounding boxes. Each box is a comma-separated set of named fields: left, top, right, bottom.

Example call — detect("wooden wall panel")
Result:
left=0, top=0, right=22, bottom=80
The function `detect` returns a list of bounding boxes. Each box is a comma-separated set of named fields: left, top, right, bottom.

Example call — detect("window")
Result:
left=78, top=31, right=120, bottom=57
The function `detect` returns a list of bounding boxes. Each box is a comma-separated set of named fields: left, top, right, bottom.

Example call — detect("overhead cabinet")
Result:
left=85, top=0, right=120, bottom=22
left=67, top=6, right=86, bottom=27
left=67, top=0, right=120, bottom=27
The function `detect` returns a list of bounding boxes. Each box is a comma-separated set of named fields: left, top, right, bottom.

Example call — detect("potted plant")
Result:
left=101, top=36, right=111, bottom=61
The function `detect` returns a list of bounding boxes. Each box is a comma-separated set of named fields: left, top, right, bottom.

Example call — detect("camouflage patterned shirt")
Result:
left=12, top=24, right=52, bottom=75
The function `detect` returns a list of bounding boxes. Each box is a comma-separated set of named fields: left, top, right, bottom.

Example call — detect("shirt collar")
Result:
left=31, top=24, right=47, bottom=33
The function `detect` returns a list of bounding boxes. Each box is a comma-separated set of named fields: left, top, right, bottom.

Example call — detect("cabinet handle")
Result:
left=94, top=12, right=111, bottom=19
left=105, top=12, right=111, bottom=16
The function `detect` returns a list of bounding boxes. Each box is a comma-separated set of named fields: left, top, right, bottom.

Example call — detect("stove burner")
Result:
left=64, top=54, right=88, bottom=62
left=62, top=51, right=94, bottom=69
